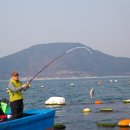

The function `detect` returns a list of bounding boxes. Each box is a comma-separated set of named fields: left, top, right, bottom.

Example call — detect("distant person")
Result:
left=8, top=71, right=30, bottom=119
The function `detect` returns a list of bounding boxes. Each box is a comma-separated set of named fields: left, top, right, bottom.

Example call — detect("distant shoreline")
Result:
left=32, top=75, right=130, bottom=81
left=1, top=75, right=130, bottom=82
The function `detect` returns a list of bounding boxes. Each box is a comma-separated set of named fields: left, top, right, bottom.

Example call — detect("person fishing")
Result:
left=7, top=71, right=30, bottom=119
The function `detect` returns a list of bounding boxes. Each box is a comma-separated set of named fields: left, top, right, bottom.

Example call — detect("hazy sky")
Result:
left=0, top=0, right=130, bottom=58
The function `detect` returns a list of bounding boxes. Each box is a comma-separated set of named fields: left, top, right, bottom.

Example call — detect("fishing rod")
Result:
left=28, top=46, right=93, bottom=83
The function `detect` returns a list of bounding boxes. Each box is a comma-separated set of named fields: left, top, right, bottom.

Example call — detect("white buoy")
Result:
left=41, top=85, right=45, bottom=88
left=82, top=108, right=91, bottom=113
left=109, top=80, right=113, bottom=83
left=98, top=81, right=103, bottom=85
left=70, top=83, right=74, bottom=86
left=115, top=80, right=117, bottom=82
left=45, top=97, right=65, bottom=105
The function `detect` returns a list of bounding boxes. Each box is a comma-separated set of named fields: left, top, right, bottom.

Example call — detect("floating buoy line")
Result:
left=100, top=108, right=113, bottom=112
left=82, top=108, right=91, bottom=113
left=122, top=99, right=130, bottom=103
left=51, top=98, right=130, bottom=129
left=96, top=123, right=116, bottom=127
left=54, top=124, right=66, bottom=130
left=95, top=100, right=103, bottom=104
left=118, top=119, right=130, bottom=127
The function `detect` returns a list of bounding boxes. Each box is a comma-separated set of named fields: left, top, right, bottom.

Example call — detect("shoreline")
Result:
left=1, top=75, right=130, bottom=82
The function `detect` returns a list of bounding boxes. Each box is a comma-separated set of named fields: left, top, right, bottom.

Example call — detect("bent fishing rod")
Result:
left=28, top=46, right=93, bottom=83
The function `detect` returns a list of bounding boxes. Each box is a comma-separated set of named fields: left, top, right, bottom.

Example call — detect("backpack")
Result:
left=0, top=98, right=9, bottom=122
left=0, top=98, right=9, bottom=114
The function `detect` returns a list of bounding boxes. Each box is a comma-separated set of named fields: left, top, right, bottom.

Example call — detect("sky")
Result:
left=0, top=0, right=130, bottom=58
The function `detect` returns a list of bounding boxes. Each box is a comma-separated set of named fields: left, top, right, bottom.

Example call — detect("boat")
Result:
left=0, top=108, right=55, bottom=130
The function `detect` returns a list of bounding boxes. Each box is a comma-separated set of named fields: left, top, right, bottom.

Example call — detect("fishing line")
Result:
left=28, top=46, right=93, bottom=83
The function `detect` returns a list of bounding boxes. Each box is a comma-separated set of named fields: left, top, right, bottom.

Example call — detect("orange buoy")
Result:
left=119, top=128, right=130, bottom=130
left=95, top=100, right=103, bottom=104
left=118, top=119, right=130, bottom=127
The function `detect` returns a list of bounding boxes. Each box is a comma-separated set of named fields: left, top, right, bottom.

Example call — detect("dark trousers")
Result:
left=10, top=99, right=24, bottom=119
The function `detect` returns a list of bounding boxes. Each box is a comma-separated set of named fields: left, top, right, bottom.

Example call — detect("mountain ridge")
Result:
left=0, top=43, right=130, bottom=79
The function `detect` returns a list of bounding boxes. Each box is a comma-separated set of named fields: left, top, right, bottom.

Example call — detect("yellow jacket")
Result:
left=8, top=79, right=23, bottom=102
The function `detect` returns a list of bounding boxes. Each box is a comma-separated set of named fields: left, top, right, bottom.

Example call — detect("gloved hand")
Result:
left=21, top=84, right=28, bottom=88
left=21, top=84, right=28, bottom=91
left=26, top=81, right=31, bottom=87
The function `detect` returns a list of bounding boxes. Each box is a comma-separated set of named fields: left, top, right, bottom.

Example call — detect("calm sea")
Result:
left=1, top=76, right=130, bottom=130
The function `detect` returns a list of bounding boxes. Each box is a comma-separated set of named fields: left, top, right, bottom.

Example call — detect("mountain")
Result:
left=0, top=43, right=130, bottom=79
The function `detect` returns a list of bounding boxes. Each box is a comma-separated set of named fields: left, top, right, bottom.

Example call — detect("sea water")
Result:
left=1, top=77, right=130, bottom=130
